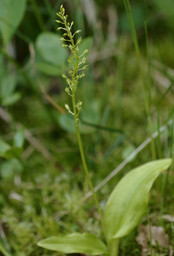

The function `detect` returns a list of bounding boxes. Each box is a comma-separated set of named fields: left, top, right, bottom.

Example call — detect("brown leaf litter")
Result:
left=136, top=224, right=173, bottom=256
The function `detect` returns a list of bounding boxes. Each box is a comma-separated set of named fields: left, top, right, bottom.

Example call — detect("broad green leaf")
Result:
left=58, top=114, right=76, bottom=133
left=0, top=0, right=27, bottom=47
left=0, top=140, right=11, bottom=158
left=0, top=242, right=11, bottom=256
left=0, top=139, right=22, bottom=159
left=0, top=158, right=23, bottom=179
left=0, top=74, right=17, bottom=98
left=4, top=147, right=22, bottom=159
left=1, top=93, right=21, bottom=106
left=13, top=128, right=24, bottom=148
left=37, top=233, right=107, bottom=255
left=35, top=62, right=63, bottom=76
left=0, top=237, right=12, bottom=256
left=36, top=32, right=67, bottom=71
left=104, top=159, right=172, bottom=240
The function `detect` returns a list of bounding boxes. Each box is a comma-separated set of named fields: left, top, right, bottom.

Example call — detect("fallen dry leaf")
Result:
left=136, top=225, right=169, bottom=256
left=162, top=214, right=174, bottom=223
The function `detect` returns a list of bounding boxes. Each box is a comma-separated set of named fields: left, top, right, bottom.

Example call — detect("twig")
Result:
left=82, top=119, right=173, bottom=201
left=39, top=84, right=65, bottom=114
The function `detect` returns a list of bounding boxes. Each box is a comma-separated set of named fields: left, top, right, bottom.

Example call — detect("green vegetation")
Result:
left=0, top=0, right=174, bottom=256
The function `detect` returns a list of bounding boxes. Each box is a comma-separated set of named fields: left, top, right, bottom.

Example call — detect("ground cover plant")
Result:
left=0, top=0, right=174, bottom=256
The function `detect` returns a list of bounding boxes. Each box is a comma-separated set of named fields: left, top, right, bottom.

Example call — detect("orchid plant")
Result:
left=37, top=5, right=172, bottom=256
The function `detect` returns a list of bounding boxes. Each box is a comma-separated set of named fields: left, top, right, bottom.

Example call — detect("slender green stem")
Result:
left=109, top=239, right=119, bottom=256
left=72, top=94, right=105, bottom=233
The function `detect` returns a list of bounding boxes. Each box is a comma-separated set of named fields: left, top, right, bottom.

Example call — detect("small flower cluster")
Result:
left=56, top=5, right=88, bottom=122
